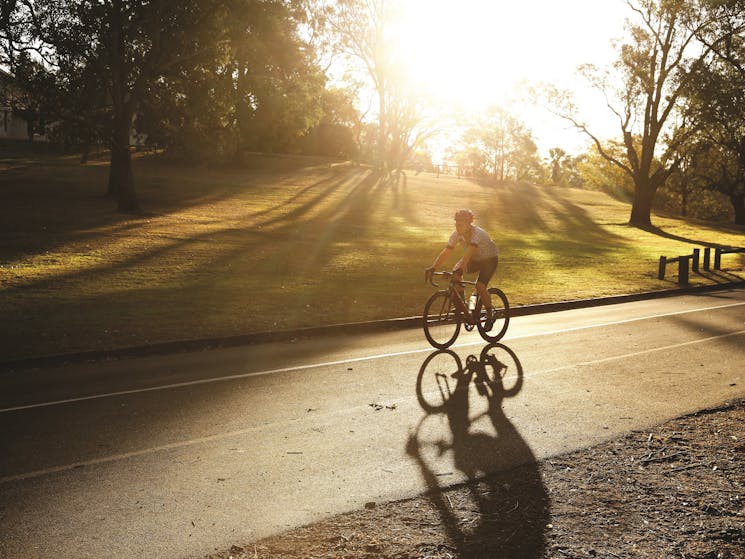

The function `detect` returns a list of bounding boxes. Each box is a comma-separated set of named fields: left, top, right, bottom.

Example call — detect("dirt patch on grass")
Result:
left=205, top=400, right=744, bottom=559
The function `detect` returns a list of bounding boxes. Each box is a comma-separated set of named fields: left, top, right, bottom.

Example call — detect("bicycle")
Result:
left=423, top=271, right=509, bottom=349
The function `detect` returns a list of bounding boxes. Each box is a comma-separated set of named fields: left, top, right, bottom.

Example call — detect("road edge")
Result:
left=2, top=281, right=744, bottom=372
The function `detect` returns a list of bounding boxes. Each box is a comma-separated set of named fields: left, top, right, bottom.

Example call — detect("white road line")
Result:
left=2, top=300, right=744, bottom=414
left=524, top=329, right=745, bottom=378
left=504, top=300, right=745, bottom=341
left=2, top=327, right=743, bottom=485
left=0, top=422, right=274, bottom=484
left=0, top=348, right=435, bottom=413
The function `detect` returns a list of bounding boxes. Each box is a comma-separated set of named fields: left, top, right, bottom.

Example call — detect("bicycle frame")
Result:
left=429, top=271, right=478, bottom=321
left=423, top=270, right=510, bottom=348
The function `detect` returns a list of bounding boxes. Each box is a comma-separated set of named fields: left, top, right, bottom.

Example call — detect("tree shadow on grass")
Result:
left=473, top=181, right=550, bottom=234
left=0, top=153, right=361, bottom=263
left=246, top=169, right=370, bottom=228
left=472, top=182, right=629, bottom=250
left=0, top=161, right=396, bottom=287
left=0, top=165, right=418, bottom=359
left=639, top=224, right=745, bottom=248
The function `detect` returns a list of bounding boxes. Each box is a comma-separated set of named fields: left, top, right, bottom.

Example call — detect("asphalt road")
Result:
left=1, top=288, right=744, bottom=559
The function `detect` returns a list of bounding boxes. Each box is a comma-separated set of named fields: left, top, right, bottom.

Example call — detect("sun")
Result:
left=391, top=0, right=625, bottom=119
left=391, top=1, right=520, bottom=111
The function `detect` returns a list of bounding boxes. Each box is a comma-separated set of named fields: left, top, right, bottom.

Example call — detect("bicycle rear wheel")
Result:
left=423, top=290, right=461, bottom=348
left=476, top=287, right=510, bottom=342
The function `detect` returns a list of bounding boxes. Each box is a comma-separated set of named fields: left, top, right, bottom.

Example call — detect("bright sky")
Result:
left=391, top=0, right=630, bottom=156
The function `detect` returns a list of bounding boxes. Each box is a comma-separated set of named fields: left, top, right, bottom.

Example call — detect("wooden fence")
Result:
left=658, top=246, right=745, bottom=284
left=713, top=246, right=745, bottom=269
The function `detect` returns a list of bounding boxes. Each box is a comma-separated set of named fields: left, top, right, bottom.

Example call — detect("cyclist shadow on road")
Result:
left=407, top=343, right=550, bottom=558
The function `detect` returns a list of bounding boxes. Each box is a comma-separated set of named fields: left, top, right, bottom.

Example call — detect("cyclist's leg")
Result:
left=475, top=256, right=498, bottom=308
left=451, top=272, right=468, bottom=317
left=475, top=280, right=491, bottom=308
left=475, top=257, right=499, bottom=326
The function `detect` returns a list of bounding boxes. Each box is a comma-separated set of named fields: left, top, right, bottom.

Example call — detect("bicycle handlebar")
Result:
left=427, top=270, right=450, bottom=287
left=427, top=270, right=476, bottom=288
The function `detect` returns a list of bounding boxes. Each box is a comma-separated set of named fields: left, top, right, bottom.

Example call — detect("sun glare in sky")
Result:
left=391, top=0, right=629, bottom=153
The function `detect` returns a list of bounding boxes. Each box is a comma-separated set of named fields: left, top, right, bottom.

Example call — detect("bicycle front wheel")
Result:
left=423, top=290, right=461, bottom=349
left=476, top=287, right=510, bottom=342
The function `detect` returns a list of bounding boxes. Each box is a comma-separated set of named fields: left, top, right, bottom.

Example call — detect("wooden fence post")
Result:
left=692, top=249, right=700, bottom=273
left=678, top=256, right=690, bottom=285
left=703, top=248, right=710, bottom=271
left=658, top=256, right=667, bottom=280
left=714, top=248, right=722, bottom=270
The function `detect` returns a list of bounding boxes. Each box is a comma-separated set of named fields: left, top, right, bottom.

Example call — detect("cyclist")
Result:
left=425, top=209, right=499, bottom=328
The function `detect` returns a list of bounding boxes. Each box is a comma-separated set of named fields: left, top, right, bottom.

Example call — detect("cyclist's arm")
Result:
left=455, top=244, right=477, bottom=273
left=430, top=246, right=453, bottom=270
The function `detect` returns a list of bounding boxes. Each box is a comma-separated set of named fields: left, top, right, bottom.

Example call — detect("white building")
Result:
left=0, top=68, right=32, bottom=140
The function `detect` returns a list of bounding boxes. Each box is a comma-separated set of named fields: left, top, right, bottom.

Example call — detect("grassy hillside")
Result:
left=1, top=151, right=743, bottom=362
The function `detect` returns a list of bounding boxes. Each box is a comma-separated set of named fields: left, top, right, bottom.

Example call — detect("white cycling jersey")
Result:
left=447, top=225, right=499, bottom=261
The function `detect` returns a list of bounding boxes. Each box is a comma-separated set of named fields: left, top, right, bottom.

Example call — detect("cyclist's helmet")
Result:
left=454, top=208, right=474, bottom=223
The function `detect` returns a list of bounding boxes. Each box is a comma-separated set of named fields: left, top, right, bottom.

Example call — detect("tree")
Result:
left=1, top=2, right=59, bottom=142
left=28, top=0, right=225, bottom=212
left=459, top=106, right=541, bottom=182
left=1, top=1, right=52, bottom=69
left=547, top=0, right=731, bottom=228
left=0, top=52, right=57, bottom=141
left=694, top=0, right=745, bottom=75
left=136, top=1, right=331, bottom=163
left=576, top=141, right=636, bottom=199
left=678, top=57, right=745, bottom=224
left=383, top=63, right=439, bottom=173
left=323, top=0, right=435, bottom=172
left=226, top=0, right=327, bottom=156
left=325, top=0, right=393, bottom=167
left=548, top=148, right=584, bottom=187
left=296, top=86, right=360, bottom=157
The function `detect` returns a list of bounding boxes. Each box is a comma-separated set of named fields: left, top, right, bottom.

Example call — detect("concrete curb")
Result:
left=2, top=281, right=744, bottom=373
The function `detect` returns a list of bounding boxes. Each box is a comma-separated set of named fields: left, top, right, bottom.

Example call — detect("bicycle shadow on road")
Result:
left=407, top=344, right=550, bottom=558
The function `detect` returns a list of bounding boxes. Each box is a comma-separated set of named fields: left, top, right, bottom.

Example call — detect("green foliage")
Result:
left=137, top=0, right=346, bottom=163
left=547, top=148, right=585, bottom=188
left=1, top=53, right=57, bottom=140
left=656, top=177, right=734, bottom=221
left=1, top=0, right=351, bottom=200
left=457, top=106, right=543, bottom=182
left=323, top=0, right=435, bottom=172
left=295, top=87, right=360, bottom=158
left=577, top=142, right=635, bottom=200
left=675, top=35, right=745, bottom=224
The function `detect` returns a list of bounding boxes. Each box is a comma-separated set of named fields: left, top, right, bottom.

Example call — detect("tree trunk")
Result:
left=629, top=179, right=659, bottom=228
left=498, top=134, right=505, bottom=182
left=732, top=193, right=745, bottom=226
left=106, top=0, right=139, bottom=213
left=233, top=64, right=250, bottom=163
left=377, top=93, right=386, bottom=170
left=80, top=126, right=92, bottom=164
left=108, top=112, right=139, bottom=212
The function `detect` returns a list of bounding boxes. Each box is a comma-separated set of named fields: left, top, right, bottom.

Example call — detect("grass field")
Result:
left=1, top=150, right=744, bottom=363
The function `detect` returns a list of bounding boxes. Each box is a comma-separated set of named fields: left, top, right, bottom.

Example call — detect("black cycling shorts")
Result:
left=467, top=256, right=498, bottom=285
